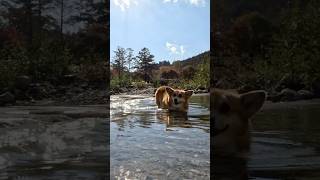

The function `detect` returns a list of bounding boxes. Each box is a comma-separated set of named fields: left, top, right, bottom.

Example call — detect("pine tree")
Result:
left=112, top=47, right=126, bottom=82
left=136, top=47, right=155, bottom=82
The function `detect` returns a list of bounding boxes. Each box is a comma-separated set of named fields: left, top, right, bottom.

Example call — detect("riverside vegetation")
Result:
left=214, top=0, right=320, bottom=102
left=111, top=47, right=210, bottom=95
left=0, top=1, right=108, bottom=106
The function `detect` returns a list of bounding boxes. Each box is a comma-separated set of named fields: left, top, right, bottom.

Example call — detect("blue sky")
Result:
left=110, top=0, right=210, bottom=63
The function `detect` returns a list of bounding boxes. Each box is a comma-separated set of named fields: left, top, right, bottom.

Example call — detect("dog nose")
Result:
left=174, top=99, right=178, bottom=103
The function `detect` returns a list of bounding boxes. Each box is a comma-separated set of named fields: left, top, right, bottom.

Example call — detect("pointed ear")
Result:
left=240, top=90, right=266, bottom=119
left=165, top=87, right=174, bottom=95
left=186, top=90, right=194, bottom=97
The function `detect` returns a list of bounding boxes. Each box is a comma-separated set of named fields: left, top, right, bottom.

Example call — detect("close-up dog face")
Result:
left=166, top=87, right=193, bottom=112
left=212, top=88, right=266, bottom=158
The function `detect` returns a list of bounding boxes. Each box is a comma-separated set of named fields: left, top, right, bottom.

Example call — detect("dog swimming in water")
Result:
left=155, top=86, right=193, bottom=113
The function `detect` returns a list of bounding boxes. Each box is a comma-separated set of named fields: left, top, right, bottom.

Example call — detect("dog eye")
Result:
left=219, top=102, right=230, bottom=114
left=178, top=94, right=182, bottom=98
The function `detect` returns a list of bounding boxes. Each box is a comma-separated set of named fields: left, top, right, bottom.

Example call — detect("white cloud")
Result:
left=163, top=0, right=205, bottom=6
left=189, top=0, right=205, bottom=6
left=114, top=0, right=138, bottom=11
left=180, top=45, right=185, bottom=55
left=166, top=42, right=186, bottom=56
left=163, top=0, right=179, bottom=3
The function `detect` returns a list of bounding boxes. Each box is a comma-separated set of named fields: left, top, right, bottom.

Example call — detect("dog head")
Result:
left=212, top=88, right=266, bottom=158
left=165, top=87, right=193, bottom=112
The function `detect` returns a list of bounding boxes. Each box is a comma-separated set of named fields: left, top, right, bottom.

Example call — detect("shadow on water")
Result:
left=212, top=99, right=320, bottom=180
left=110, top=94, right=210, bottom=179
left=248, top=100, right=320, bottom=179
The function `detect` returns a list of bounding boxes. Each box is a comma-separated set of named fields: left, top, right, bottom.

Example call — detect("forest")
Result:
left=111, top=46, right=210, bottom=93
left=213, top=0, right=320, bottom=101
left=0, top=0, right=108, bottom=105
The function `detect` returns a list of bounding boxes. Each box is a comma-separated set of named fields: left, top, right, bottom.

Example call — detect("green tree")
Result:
left=181, top=65, right=196, bottom=79
left=136, top=47, right=155, bottom=82
left=266, top=0, right=320, bottom=88
left=126, top=48, right=135, bottom=81
left=227, top=12, right=273, bottom=61
left=112, top=46, right=126, bottom=82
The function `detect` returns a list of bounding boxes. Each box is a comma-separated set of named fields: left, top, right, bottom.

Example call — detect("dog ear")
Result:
left=240, top=90, right=266, bottom=119
left=165, top=87, right=174, bottom=95
left=186, top=90, right=194, bottom=97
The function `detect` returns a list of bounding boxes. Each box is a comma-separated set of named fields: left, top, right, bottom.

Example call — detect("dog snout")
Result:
left=174, top=98, right=178, bottom=104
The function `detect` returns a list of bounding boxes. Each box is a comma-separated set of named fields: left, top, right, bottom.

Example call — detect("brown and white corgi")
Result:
left=212, top=88, right=266, bottom=158
left=155, top=86, right=193, bottom=112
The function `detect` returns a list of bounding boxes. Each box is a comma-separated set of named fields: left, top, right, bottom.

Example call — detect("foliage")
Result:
left=181, top=65, right=196, bottom=79
left=0, top=45, right=28, bottom=88
left=112, top=46, right=126, bottom=81
left=246, top=0, right=320, bottom=90
left=110, top=74, right=131, bottom=91
left=0, top=0, right=108, bottom=90
left=193, top=58, right=210, bottom=88
left=135, top=47, right=155, bottom=82
left=216, top=0, right=320, bottom=92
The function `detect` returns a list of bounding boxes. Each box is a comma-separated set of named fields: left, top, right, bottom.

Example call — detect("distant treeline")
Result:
left=111, top=46, right=209, bottom=91
left=214, top=0, right=320, bottom=94
left=0, top=0, right=108, bottom=89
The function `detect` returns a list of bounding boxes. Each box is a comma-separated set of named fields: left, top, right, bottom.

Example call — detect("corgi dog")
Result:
left=212, top=88, right=266, bottom=158
left=155, top=86, right=193, bottom=112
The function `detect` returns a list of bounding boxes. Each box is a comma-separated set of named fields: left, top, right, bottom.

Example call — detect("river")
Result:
left=110, top=94, right=210, bottom=179
left=0, top=105, right=108, bottom=179
left=1, top=95, right=320, bottom=179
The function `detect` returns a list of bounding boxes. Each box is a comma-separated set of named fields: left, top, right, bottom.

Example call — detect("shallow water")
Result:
left=1, top=95, right=319, bottom=179
left=110, top=94, right=210, bottom=179
left=249, top=99, right=320, bottom=179
left=0, top=105, right=108, bottom=179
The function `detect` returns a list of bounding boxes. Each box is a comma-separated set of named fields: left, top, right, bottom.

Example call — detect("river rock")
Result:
left=13, top=89, right=30, bottom=100
left=274, top=74, right=305, bottom=91
left=297, top=90, right=314, bottom=100
left=279, top=88, right=299, bottom=101
left=0, top=91, right=15, bottom=105
left=15, top=75, right=31, bottom=90
left=195, top=89, right=208, bottom=94
left=196, top=85, right=206, bottom=90
left=267, top=92, right=282, bottom=102
left=62, top=74, right=77, bottom=84
left=28, top=83, right=48, bottom=100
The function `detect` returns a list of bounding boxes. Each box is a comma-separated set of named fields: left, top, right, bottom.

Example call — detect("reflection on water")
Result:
left=0, top=106, right=108, bottom=179
left=110, top=94, right=210, bottom=179
left=213, top=99, right=320, bottom=179
left=249, top=100, right=320, bottom=179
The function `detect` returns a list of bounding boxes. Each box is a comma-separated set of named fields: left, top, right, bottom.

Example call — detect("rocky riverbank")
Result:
left=3, top=74, right=319, bottom=106
left=0, top=75, right=109, bottom=106
left=110, top=86, right=209, bottom=96
left=237, top=85, right=320, bottom=103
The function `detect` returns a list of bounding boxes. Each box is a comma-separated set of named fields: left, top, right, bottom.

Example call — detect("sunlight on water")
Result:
left=110, top=94, right=210, bottom=179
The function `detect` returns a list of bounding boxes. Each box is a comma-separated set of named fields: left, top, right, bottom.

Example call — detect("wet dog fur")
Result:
left=212, top=88, right=266, bottom=158
left=155, top=86, right=193, bottom=112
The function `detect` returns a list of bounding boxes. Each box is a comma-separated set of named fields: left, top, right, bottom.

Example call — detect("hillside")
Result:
left=171, top=51, right=210, bottom=68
